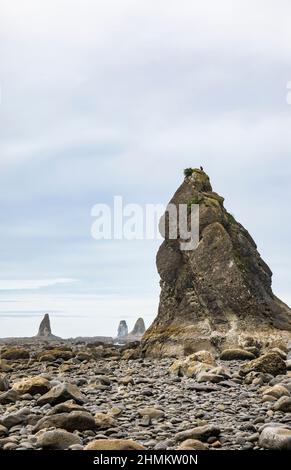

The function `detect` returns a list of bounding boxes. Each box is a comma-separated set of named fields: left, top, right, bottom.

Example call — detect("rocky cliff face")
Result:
left=37, top=314, right=52, bottom=337
left=142, top=169, right=291, bottom=357
left=117, top=321, right=128, bottom=338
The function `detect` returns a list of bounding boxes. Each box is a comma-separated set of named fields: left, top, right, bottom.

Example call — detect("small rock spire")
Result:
left=37, top=313, right=52, bottom=337
left=117, top=320, right=128, bottom=338
left=130, top=318, right=146, bottom=336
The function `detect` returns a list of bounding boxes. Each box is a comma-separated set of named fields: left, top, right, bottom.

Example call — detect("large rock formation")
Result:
left=130, top=318, right=146, bottom=337
left=142, top=168, right=291, bottom=357
left=117, top=321, right=128, bottom=338
left=37, top=314, right=52, bottom=337
left=115, top=318, right=146, bottom=343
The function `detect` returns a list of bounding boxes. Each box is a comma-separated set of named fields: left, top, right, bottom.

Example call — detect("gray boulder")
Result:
left=36, top=429, right=82, bottom=449
left=259, top=425, right=291, bottom=450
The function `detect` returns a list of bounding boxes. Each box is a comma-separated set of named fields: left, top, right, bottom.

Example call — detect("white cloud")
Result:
left=0, top=278, right=77, bottom=290
left=1, top=0, right=291, bottom=62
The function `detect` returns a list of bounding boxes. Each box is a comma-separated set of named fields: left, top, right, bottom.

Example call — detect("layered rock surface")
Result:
left=142, top=169, right=291, bottom=357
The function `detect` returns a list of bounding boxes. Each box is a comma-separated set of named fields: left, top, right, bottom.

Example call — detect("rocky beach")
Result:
left=0, top=340, right=291, bottom=451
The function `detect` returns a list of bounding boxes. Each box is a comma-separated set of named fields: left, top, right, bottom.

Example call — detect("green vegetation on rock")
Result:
left=226, top=212, right=236, bottom=225
left=184, top=168, right=194, bottom=177
left=187, top=195, right=203, bottom=209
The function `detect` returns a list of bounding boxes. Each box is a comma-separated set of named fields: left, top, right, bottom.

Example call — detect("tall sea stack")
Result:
left=142, top=169, right=291, bottom=357
left=130, top=317, right=146, bottom=337
left=37, top=313, right=52, bottom=337
left=117, top=320, right=128, bottom=338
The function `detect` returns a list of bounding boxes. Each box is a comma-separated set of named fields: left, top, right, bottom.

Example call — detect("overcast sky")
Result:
left=0, top=0, right=291, bottom=337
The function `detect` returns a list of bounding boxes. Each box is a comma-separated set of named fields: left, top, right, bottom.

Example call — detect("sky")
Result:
left=0, top=0, right=291, bottom=338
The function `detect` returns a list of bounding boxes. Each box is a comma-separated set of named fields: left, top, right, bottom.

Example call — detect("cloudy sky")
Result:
left=0, top=0, right=291, bottom=337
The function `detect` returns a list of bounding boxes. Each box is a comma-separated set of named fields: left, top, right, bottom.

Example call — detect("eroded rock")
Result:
left=13, top=376, right=51, bottom=396
left=0, top=374, right=9, bottom=392
left=259, top=425, right=291, bottom=450
left=220, top=349, right=255, bottom=361
left=240, top=353, right=286, bottom=377
left=1, top=348, right=29, bottom=360
left=37, top=314, right=52, bottom=337
left=142, top=169, right=291, bottom=357
left=37, top=383, right=86, bottom=406
left=84, top=439, right=145, bottom=450
left=34, top=411, right=96, bottom=432
left=117, top=321, right=128, bottom=338
left=177, top=439, right=208, bottom=450
left=175, top=424, right=220, bottom=442
left=36, top=429, right=82, bottom=450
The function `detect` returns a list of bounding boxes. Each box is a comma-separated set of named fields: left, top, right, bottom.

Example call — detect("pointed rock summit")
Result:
left=142, top=168, right=291, bottom=356
left=37, top=314, right=52, bottom=337
left=117, top=320, right=128, bottom=338
left=130, top=318, right=146, bottom=337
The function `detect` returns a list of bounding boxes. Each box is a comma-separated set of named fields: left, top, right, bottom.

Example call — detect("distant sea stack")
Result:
left=130, top=318, right=146, bottom=337
left=142, top=168, right=291, bottom=357
left=37, top=314, right=52, bottom=337
left=117, top=320, right=128, bottom=338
